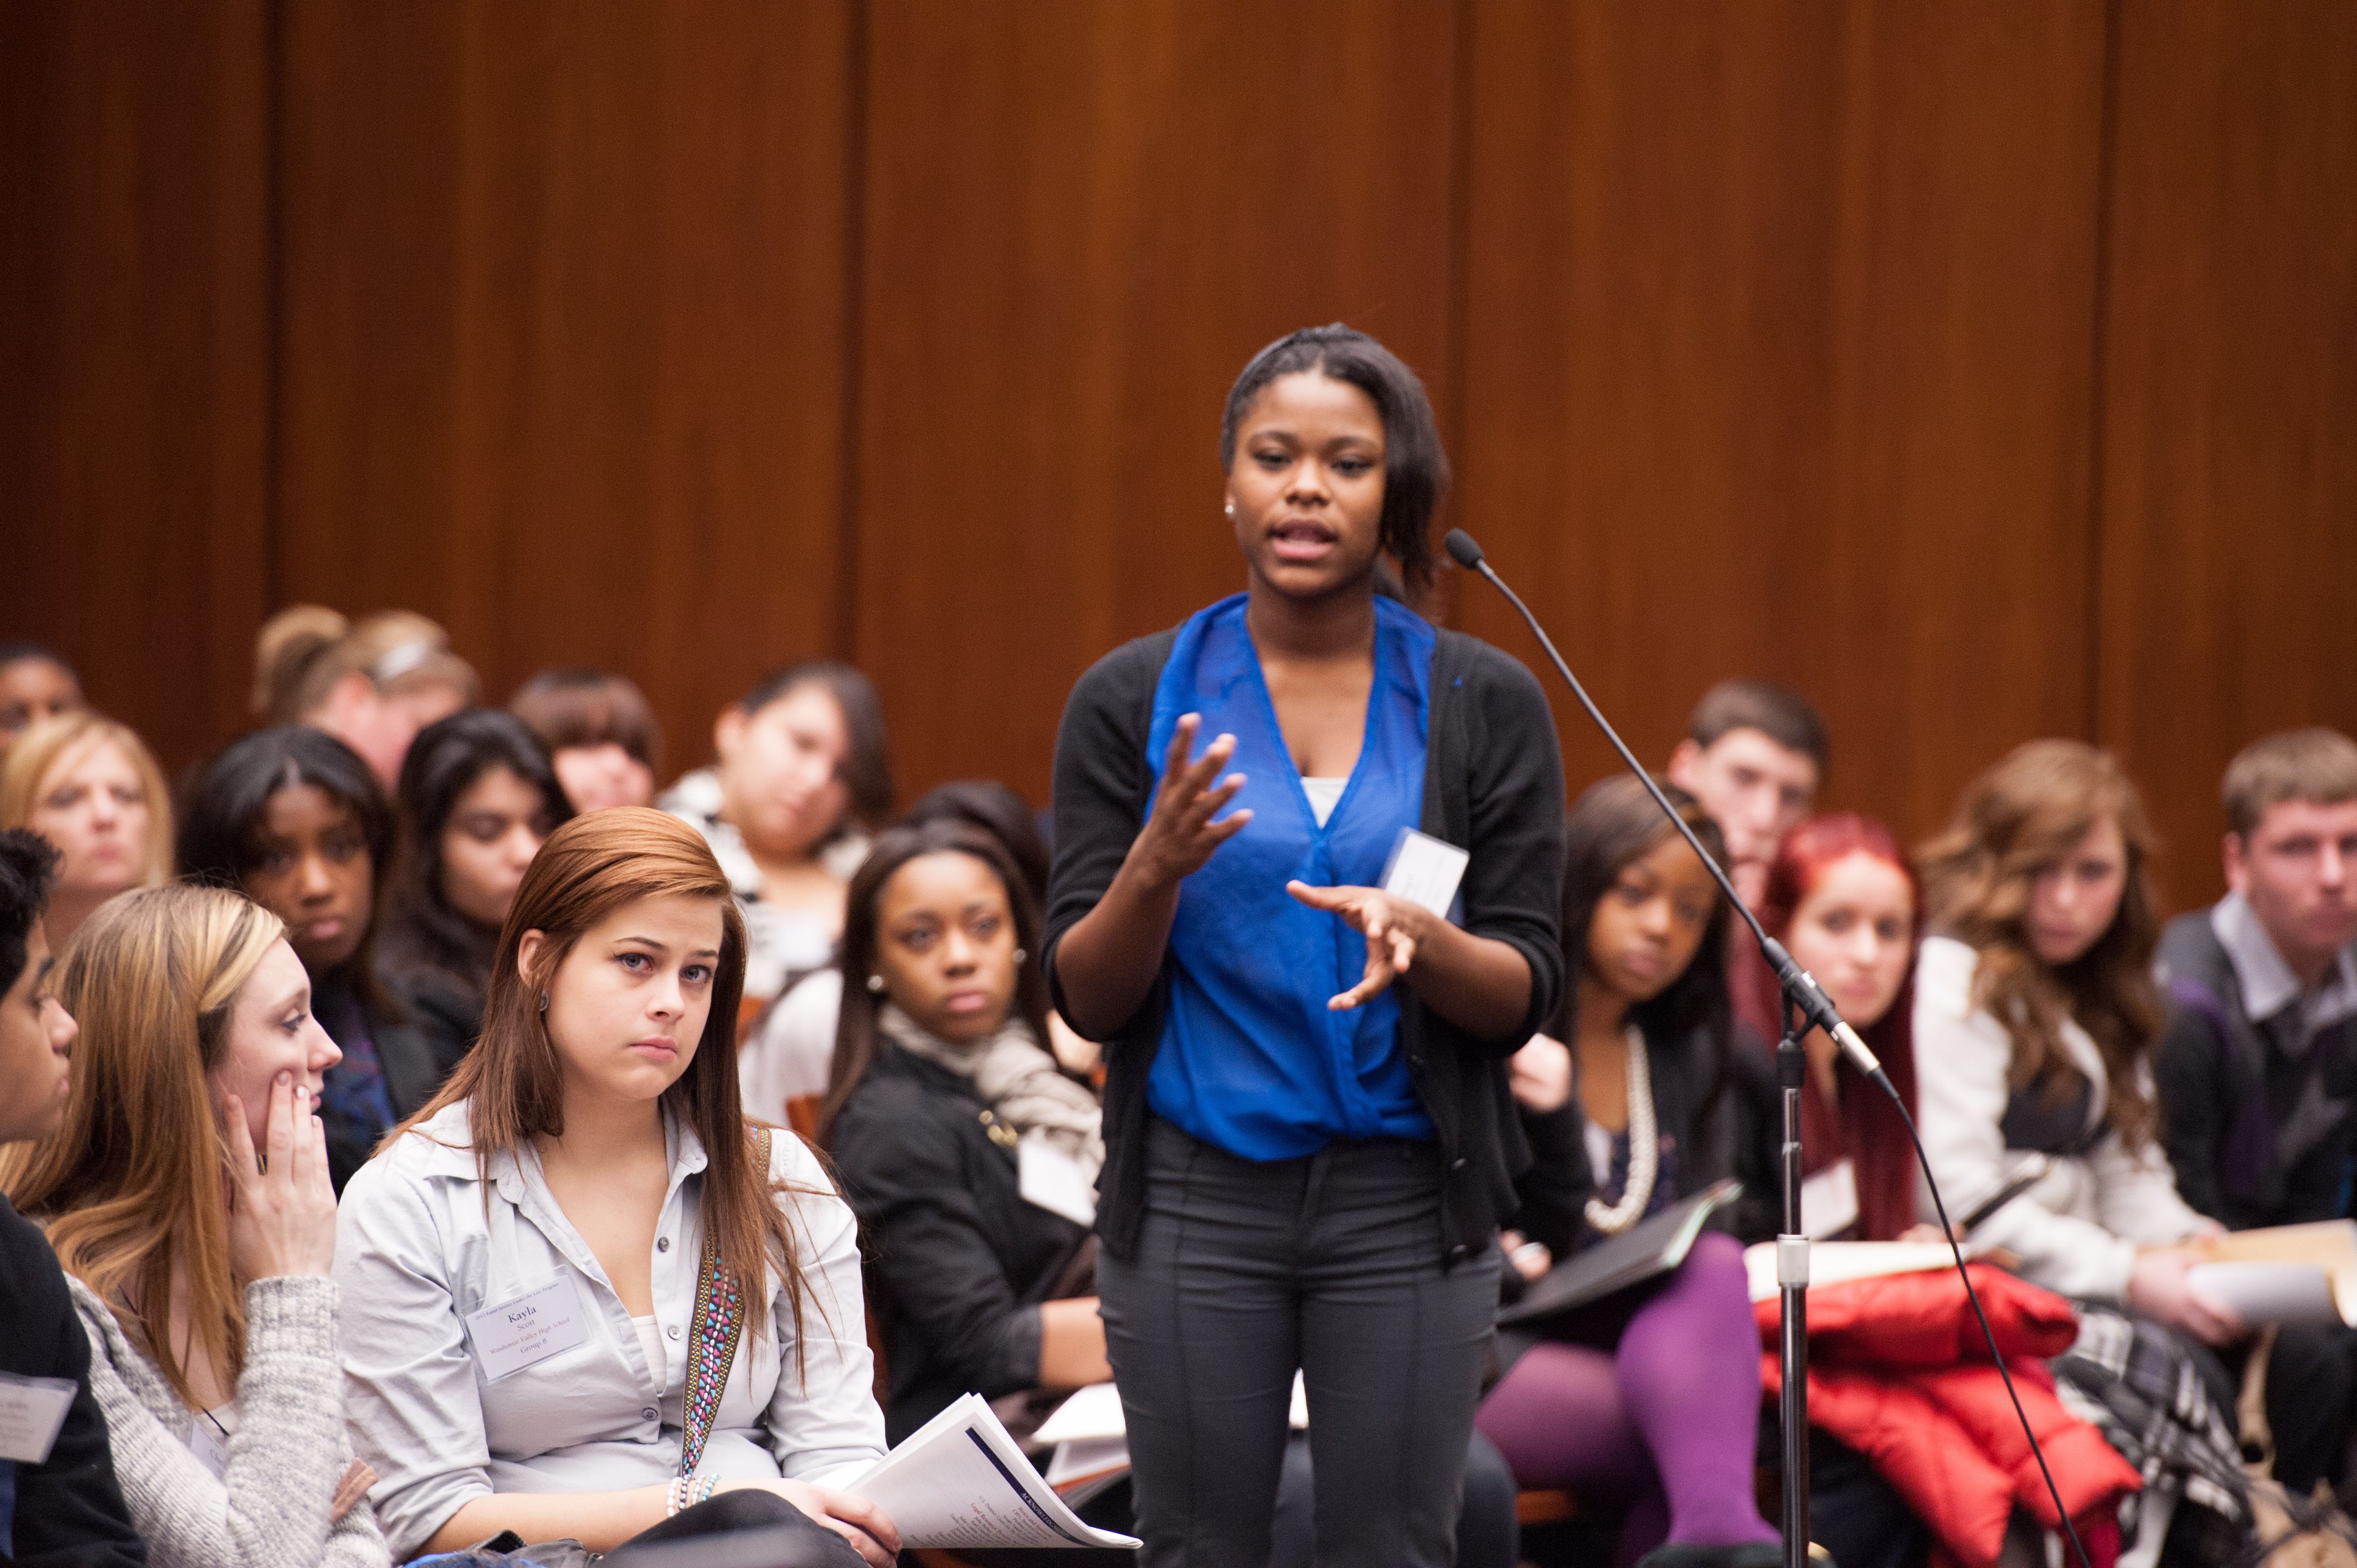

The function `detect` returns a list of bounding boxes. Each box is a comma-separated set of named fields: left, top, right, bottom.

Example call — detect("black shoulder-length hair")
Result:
left=1218, top=323, right=1450, bottom=591
left=1557, top=774, right=1735, bottom=1070
left=737, top=660, right=895, bottom=831
left=384, top=708, right=573, bottom=995
left=176, top=725, right=400, bottom=1015
left=816, top=819, right=1052, bottom=1147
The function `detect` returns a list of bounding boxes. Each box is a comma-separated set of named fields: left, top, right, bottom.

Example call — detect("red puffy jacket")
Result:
left=1757, top=1263, right=2139, bottom=1568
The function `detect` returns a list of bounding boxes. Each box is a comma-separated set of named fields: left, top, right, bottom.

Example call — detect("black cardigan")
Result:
left=830, top=1044, right=1093, bottom=1443
left=1043, top=621, right=1567, bottom=1265
left=0, top=1195, right=148, bottom=1567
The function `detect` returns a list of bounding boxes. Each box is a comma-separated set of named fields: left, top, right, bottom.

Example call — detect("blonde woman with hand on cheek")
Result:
left=336, top=809, right=894, bottom=1568
left=3, top=884, right=389, bottom=1568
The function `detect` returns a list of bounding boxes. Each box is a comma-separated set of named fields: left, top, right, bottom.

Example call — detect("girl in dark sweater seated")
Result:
left=178, top=725, right=457, bottom=1192
left=824, top=819, right=1518, bottom=1568
left=1476, top=776, right=1784, bottom=1568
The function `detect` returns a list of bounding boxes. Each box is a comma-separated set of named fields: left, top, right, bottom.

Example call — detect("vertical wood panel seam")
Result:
left=2081, top=0, right=2126, bottom=746
left=831, top=0, right=870, bottom=665
left=1441, top=0, right=1475, bottom=566
left=262, top=0, right=287, bottom=622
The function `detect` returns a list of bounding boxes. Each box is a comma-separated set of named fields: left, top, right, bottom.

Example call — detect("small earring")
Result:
left=1223, top=501, right=1234, bottom=518
left=1011, top=947, right=1027, bottom=964
left=538, top=992, right=549, bottom=1013
left=866, top=974, right=886, bottom=994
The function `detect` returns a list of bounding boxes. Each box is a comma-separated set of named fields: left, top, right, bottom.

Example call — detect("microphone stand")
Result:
left=1774, top=1000, right=1811, bottom=1568
left=1444, top=527, right=2092, bottom=1568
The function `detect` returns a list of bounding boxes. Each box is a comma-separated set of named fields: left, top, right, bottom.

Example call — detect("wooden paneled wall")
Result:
left=6, top=0, right=2351, bottom=909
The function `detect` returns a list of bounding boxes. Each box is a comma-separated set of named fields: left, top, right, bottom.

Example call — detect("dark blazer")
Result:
left=1044, top=622, right=1567, bottom=1266
left=2153, top=911, right=2357, bottom=1231
left=1508, top=1018, right=1780, bottom=1268
left=0, top=1195, right=147, bottom=1567
left=830, top=1044, right=1093, bottom=1444
left=316, top=975, right=466, bottom=1192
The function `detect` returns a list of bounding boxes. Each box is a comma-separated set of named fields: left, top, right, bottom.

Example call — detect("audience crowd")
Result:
left=1, top=347, right=2353, bottom=1568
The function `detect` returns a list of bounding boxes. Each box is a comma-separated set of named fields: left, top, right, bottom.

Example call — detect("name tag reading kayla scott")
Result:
left=0, top=1371, right=77, bottom=1464
left=465, top=1277, right=592, bottom=1382
left=1380, top=829, right=1470, bottom=920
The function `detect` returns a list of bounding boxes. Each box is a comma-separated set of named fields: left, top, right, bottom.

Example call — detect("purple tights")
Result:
left=1474, top=1231, right=1776, bottom=1567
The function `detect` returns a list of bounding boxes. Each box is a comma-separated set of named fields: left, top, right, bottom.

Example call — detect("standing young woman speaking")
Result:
left=1046, top=325, right=1566, bottom=1567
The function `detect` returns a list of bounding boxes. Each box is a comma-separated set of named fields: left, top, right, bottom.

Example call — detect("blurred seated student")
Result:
left=336, top=809, right=894, bottom=1568
left=251, top=607, right=478, bottom=791
left=743, top=780, right=1086, bottom=1125
left=1476, top=776, right=1782, bottom=1568
left=1915, top=742, right=2221, bottom=1322
left=0, top=712, right=174, bottom=950
left=1913, top=742, right=2260, bottom=1560
left=822, top=821, right=1517, bottom=1568
left=178, top=726, right=456, bottom=1191
left=377, top=709, right=572, bottom=1077
left=0, top=829, right=148, bottom=1567
left=1668, top=680, right=1829, bottom=1044
left=2, top=884, right=390, bottom=1567
left=0, top=642, right=85, bottom=764
left=661, top=662, right=892, bottom=1009
left=510, top=667, right=664, bottom=813
left=2151, top=728, right=2357, bottom=1495
left=1754, top=814, right=1933, bottom=1568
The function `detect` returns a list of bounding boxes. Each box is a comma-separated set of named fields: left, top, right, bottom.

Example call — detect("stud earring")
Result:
left=1011, top=947, right=1027, bottom=964
left=1223, top=501, right=1234, bottom=518
left=866, top=974, right=886, bottom=994
left=538, top=993, right=549, bottom=1013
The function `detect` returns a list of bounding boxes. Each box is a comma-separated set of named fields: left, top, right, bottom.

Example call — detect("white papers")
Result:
left=464, top=1276, right=590, bottom=1381
left=0, top=1371, right=76, bottom=1464
left=1380, top=829, right=1470, bottom=919
left=2189, top=1262, right=2345, bottom=1327
left=1744, top=1240, right=1972, bottom=1303
left=1033, top=1380, right=1126, bottom=1446
left=1800, top=1158, right=1860, bottom=1241
left=1020, top=1132, right=1099, bottom=1229
left=1032, top=1375, right=1308, bottom=1497
left=846, top=1392, right=1140, bottom=1550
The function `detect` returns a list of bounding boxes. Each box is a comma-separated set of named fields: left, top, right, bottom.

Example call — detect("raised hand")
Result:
left=223, top=1071, right=338, bottom=1282
left=1285, top=882, right=1429, bottom=1011
left=1128, top=714, right=1252, bottom=889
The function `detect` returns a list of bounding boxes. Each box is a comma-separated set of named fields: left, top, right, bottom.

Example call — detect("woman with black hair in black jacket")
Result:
left=1045, top=324, right=1564, bottom=1568
left=375, top=709, right=571, bottom=1074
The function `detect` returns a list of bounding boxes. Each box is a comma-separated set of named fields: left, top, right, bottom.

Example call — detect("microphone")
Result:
left=1443, top=529, right=1886, bottom=1086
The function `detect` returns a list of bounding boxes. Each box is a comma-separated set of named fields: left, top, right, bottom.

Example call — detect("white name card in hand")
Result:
left=0, top=1371, right=76, bottom=1464
left=1380, top=829, right=1470, bottom=920
left=465, top=1276, right=591, bottom=1382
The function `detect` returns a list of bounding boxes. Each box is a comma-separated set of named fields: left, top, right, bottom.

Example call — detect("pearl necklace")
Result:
left=1583, top=1025, right=1658, bottom=1235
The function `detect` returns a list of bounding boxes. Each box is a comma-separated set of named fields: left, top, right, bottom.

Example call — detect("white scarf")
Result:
left=876, top=1003, right=1105, bottom=1186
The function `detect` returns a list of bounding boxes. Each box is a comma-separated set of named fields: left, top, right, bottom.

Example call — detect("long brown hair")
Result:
left=816, top=820, right=1053, bottom=1147
left=2, top=885, right=284, bottom=1404
left=1917, top=740, right=2164, bottom=1146
left=393, top=808, right=812, bottom=1349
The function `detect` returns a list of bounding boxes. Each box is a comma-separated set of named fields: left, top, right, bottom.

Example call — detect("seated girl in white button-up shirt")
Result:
left=335, top=808, right=898, bottom=1566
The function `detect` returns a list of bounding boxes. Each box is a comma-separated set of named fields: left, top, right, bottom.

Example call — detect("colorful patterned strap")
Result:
left=678, top=1124, right=771, bottom=1477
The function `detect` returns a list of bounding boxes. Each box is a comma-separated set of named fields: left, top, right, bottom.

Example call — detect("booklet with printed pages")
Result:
left=845, top=1391, right=1141, bottom=1550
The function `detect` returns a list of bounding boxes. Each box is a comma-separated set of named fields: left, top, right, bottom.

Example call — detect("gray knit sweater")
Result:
left=69, top=1274, right=390, bottom=1568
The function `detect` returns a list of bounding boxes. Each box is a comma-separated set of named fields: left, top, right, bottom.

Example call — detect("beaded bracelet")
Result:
left=667, top=1475, right=719, bottom=1517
